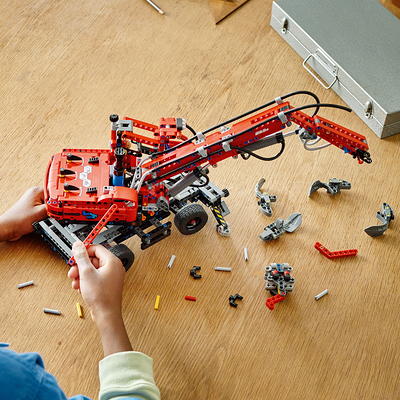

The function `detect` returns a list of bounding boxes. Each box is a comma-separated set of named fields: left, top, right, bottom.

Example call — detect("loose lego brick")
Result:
left=184, top=296, right=197, bottom=301
left=266, top=294, right=285, bottom=310
left=214, top=267, right=232, bottom=272
left=244, top=247, right=249, bottom=261
left=154, top=295, right=161, bottom=310
left=17, top=280, right=34, bottom=289
left=76, top=302, right=83, bottom=318
left=315, top=289, right=329, bottom=300
left=229, top=293, right=243, bottom=307
left=167, top=255, right=176, bottom=269
left=43, top=308, right=62, bottom=315
left=190, top=266, right=202, bottom=279
left=314, top=242, right=357, bottom=259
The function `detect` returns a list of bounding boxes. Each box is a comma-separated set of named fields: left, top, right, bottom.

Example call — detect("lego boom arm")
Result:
left=123, top=99, right=371, bottom=190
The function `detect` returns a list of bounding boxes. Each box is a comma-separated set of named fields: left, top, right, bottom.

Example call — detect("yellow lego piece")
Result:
left=76, top=302, right=83, bottom=318
left=154, top=295, right=160, bottom=310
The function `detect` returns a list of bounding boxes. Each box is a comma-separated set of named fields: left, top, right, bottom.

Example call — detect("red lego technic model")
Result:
left=34, top=91, right=372, bottom=270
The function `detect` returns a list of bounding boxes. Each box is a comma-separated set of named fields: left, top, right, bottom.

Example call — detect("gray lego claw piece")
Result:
left=217, top=224, right=231, bottom=237
left=309, top=178, right=351, bottom=196
left=259, top=213, right=302, bottom=241
left=255, top=178, right=277, bottom=216
left=283, top=213, right=302, bottom=232
left=364, top=202, right=394, bottom=237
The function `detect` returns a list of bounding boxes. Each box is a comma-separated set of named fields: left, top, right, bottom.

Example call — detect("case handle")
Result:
left=302, top=53, right=338, bottom=90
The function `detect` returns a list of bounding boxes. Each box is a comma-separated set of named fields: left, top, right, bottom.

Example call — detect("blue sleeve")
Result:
left=0, top=348, right=91, bottom=400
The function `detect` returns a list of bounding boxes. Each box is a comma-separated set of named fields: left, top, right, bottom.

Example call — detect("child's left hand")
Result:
left=0, top=186, right=47, bottom=241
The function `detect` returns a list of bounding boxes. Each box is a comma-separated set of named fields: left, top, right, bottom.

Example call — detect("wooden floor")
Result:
left=1, top=1, right=399, bottom=399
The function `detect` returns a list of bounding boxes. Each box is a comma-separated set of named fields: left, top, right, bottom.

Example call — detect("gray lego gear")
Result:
left=255, top=178, right=277, bottom=216
left=264, top=263, right=295, bottom=296
left=309, top=178, right=351, bottom=196
left=364, top=202, right=394, bottom=237
left=260, top=213, right=302, bottom=241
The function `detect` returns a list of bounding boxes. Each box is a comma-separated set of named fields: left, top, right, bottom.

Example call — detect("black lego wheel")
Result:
left=109, top=244, right=134, bottom=271
left=174, top=203, right=208, bottom=235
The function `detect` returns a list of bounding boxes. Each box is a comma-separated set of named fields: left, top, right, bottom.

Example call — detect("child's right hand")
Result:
left=68, top=241, right=126, bottom=321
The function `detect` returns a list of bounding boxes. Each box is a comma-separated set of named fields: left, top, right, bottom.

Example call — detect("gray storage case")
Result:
left=270, top=0, right=400, bottom=138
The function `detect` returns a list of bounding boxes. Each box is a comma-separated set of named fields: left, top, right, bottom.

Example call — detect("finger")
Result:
left=87, top=245, right=118, bottom=266
left=25, top=186, right=43, bottom=203
left=68, top=266, right=79, bottom=280
left=72, top=241, right=95, bottom=275
left=88, top=256, right=100, bottom=269
left=33, top=204, right=48, bottom=222
left=71, top=279, right=80, bottom=290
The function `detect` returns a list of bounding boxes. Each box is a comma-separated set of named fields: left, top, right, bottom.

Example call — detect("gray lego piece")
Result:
left=167, top=172, right=231, bottom=236
left=43, top=308, right=62, bottom=315
left=364, top=202, right=394, bottom=237
left=260, top=213, right=302, bottom=241
left=309, top=178, right=351, bottom=196
left=255, top=178, right=277, bottom=216
left=315, top=289, right=329, bottom=301
left=264, top=263, right=295, bottom=295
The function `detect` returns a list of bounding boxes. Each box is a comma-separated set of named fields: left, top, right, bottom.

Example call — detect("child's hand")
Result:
left=68, top=241, right=126, bottom=321
left=0, top=186, right=47, bottom=241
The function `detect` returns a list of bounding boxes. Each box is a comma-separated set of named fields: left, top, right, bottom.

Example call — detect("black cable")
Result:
left=231, top=137, right=285, bottom=162
left=190, top=173, right=210, bottom=187
left=201, top=90, right=321, bottom=135
left=149, top=91, right=321, bottom=159
left=148, top=103, right=352, bottom=177
left=186, top=124, right=197, bottom=136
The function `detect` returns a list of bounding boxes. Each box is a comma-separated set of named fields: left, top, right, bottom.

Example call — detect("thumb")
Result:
left=72, top=241, right=95, bottom=275
left=33, top=204, right=48, bottom=222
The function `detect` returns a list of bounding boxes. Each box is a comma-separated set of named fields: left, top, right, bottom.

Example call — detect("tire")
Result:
left=109, top=244, right=134, bottom=271
left=174, top=203, right=208, bottom=235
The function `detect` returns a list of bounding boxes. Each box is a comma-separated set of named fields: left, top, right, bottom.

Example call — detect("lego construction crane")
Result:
left=34, top=90, right=372, bottom=270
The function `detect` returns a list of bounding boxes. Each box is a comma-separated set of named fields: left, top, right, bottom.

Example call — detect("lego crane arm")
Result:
left=129, top=101, right=370, bottom=189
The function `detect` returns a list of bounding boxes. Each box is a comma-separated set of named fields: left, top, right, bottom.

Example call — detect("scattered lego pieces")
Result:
left=17, top=280, right=34, bottom=289
left=260, top=213, right=302, bottom=241
left=190, top=266, right=202, bottom=279
left=255, top=178, right=277, bottom=216
left=184, top=296, right=197, bottom=301
left=314, top=242, right=358, bottom=259
left=214, top=267, right=232, bottom=272
left=167, top=255, right=176, bottom=269
left=315, top=289, right=329, bottom=301
left=309, top=178, right=351, bottom=196
left=76, top=302, right=83, bottom=318
left=244, top=247, right=249, bottom=261
left=154, top=295, right=161, bottom=310
left=265, top=263, right=295, bottom=310
left=43, top=308, right=62, bottom=315
left=229, top=293, right=243, bottom=307
left=364, top=202, right=395, bottom=237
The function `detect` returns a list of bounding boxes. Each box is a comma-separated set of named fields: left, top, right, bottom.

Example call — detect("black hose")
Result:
left=231, top=137, right=285, bottom=162
left=186, top=124, right=197, bottom=136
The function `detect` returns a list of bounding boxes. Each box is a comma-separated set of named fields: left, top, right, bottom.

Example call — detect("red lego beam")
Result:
left=314, top=242, right=358, bottom=259
left=68, top=204, right=118, bottom=265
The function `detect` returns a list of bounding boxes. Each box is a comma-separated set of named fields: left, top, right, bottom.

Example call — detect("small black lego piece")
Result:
left=190, top=266, right=202, bottom=279
left=229, top=293, right=243, bottom=307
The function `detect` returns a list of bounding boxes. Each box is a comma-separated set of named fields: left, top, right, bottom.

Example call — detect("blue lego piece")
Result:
left=112, top=174, right=124, bottom=186
left=82, top=211, right=98, bottom=219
